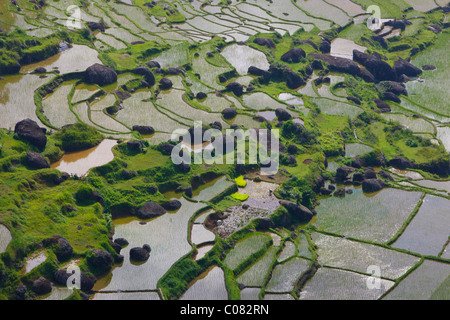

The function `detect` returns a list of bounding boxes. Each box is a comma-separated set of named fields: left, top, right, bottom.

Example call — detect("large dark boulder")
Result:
left=159, top=78, right=173, bottom=90
left=378, top=170, right=394, bottom=181
left=362, top=179, right=386, bottom=193
left=352, top=172, right=365, bottom=183
left=352, top=49, right=373, bottom=65
left=14, top=118, right=47, bottom=149
left=279, top=200, right=314, bottom=222
left=137, top=201, right=166, bottom=219
left=54, top=269, right=96, bottom=292
left=85, top=63, right=117, bottom=86
left=382, top=91, right=401, bottom=103
left=393, top=58, right=422, bottom=77
left=422, top=65, right=436, bottom=71
left=32, top=277, right=52, bottom=295
left=281, top=48, right=306, bottom=63
left=26, top=151, right=50, bottom=169
left=283, top=68, right=305, bottom=89
left=43, top=235, right=73, bottom=261
left=127, top=140, right=144, bottom=152
left=336, top=166, right=356, bottom=181
left=146, top=61, right=161, bottom=69
left=162, top=199, right=182, bottom=211
left=248, top=66, right=270, bottom=82
left=87, top=21, right=106, bottom=32
left=129, top=247, right=150, bottom=262
left=275, top=108, right=291, bottom=121
left=309, top=53, right=360, bottom=76
left=346, top=96, right=361, bottom=105
left=253, top=37, right=275, bottom=48
left=159, top=143, right=175, bottom=155
left=167, top=67, right=185, bottom=76
left=225, top=82, right=244, bottom=96
left=353, top=50, right=397, bottom=81
left=114, top=238, right=129, bottom=247
left=132, top=125, right=155, bottom=135
left=373, top=98, right=391, bottom=112
left=13, top=285, right=27, bottom=300
left=255, top=217, right=275, bottom=230
left=384, top=20, right=406, bottom=31
left=196, top=92, right=207, bottom=100
left=87, top=249, right=113, bottom=272
left=133, top=67, right=155, bottom=86
left=380, top=81, right=408, bottom=96
left=388, top=157, right=414, bottom=170
left=320, top=38, right=331, bottom=53
left=364, top=168, right=377, bottom=179
left=357, top=68, right=376, bottom=83
left=32, top=67, right=47, bottom=74
left=177, top=186, right=193, bottom=197
left=222, top=107, right=238, bottom=119
left=311, top=59, right=323, bottom=70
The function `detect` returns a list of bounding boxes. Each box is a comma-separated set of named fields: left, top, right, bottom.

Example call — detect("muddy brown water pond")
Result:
left=51, top=139, right=117, bottom=177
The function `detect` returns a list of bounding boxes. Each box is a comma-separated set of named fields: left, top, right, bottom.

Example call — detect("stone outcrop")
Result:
left=279, top=200, right=314, bottom=222
left=159, top=78, right=173, bottom=90
left=133, top=67, right=155, bottom=86
left=43, top=235, right=73, bottom=261
left=353, top=50, right=397, bottom=82
left=253, top=37, right=275, bottom=48
left=281, top=48, right=306, bottom=63
left=26, top=151, right=50, bottom=169
left=275, top=108, right=291, bottom=121
left=388, top=157, right=414, bottom=170
left=87, top=249, right=113, bottom=272
left=222, top=107, right=238, bottom=119
left=393, top=58, right=422, bottom=77
left=85, top=63, right=117, bottom=86
left=225, top=82, right=244, bottom=96
left=336, top=166, right=356, bottom=181
left=310, top=53, right=360, bottom=76
left=136, top=201, right=167, bottom=219
left=362, top=179, right=386, bottom=193
left=162, top=200, right=182, bottom=211
left=129, top=246, right=150, bottom=261
left=132, top=125, right=155, bottom=135
left=14, top=119, right=47, bottom=150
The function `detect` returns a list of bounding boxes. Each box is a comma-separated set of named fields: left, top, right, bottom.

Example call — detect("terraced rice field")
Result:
left=0, top=0, right=448, bottom=303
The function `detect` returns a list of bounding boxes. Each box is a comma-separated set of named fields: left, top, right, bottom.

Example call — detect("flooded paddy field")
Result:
left=0, top=0, right=448, bottom=302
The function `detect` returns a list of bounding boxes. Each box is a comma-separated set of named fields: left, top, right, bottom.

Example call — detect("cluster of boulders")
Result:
left=322, top=155, right=417, bottom=196
left=326, top=165, right=394, bottom=194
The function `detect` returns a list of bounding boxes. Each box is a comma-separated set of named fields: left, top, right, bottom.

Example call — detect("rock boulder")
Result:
left=85, top=63, right=117, bottom=86
left=14, top=119, right=47, bottom=150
